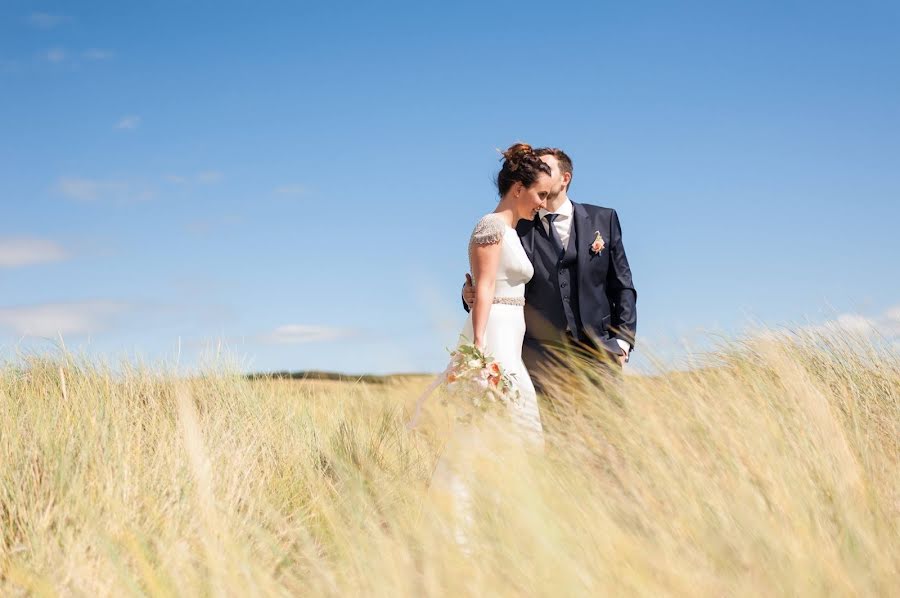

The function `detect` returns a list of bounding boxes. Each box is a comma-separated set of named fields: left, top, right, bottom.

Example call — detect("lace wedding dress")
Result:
left=430, top=213, right=545, bottom=549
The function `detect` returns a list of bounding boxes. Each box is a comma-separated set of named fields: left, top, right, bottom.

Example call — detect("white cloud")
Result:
left=56, top=177, right=155, bottom=203
left=57, top=177, right=114, bottom=201
left=881, top=305, right=900, bottom=336
left=885, top=305, right=900, bottom=323
left=259, top=325, right=352, bottom=345
left=803, top=307, right=900, bottom=339
left=115, top=115, right=141, bottom=130
left=42, top=48, right=66, bottom=63
left=0, top=301, right=127, bottom=337
left=163, top=171, right=223, bottom=185
left=820, top=313, right=877, bottom=336
left=28, top=13, right=71, bottom=29
left=0, top=238, right=69, bottom=268
left=274, top=185, right=307, bottom=196
left=184, top=215, right=241, bottom=236
left=83, top=49, right=114, bottom=61
left=195, top=171, right=223, bottom=184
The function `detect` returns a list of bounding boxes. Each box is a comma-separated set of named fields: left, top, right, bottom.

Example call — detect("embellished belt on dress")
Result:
left=492, top=296, right=525, bottom=306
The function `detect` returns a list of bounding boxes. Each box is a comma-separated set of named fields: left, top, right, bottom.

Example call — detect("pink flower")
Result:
left=590, top=231, right=605, bottom=255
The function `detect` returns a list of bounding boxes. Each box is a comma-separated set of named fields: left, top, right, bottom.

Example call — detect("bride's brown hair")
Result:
left=496, top=142, right=551, bottom=196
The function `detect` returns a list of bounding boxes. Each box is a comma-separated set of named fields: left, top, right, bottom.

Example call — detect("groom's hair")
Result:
left=534, top=147, right=573, bottom=192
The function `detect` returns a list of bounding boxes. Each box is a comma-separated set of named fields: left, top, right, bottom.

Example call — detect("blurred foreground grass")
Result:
left=1, top=330, right=897, bottom=596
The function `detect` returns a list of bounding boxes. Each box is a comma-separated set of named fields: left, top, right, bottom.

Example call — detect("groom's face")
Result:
left=540, top=155, right=569, bottom=199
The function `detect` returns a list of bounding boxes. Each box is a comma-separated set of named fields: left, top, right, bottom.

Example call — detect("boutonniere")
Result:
left=590, top=231, right=605, bottom=255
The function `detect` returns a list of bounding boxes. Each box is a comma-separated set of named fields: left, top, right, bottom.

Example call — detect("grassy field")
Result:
left=1, top=330, right=897, bottom=596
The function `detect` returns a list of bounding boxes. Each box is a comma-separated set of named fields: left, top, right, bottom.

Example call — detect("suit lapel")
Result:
left=572, top=201, right=592, bottom=275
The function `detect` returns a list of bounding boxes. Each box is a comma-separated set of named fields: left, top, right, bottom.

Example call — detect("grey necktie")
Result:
left=545, top=213, right=564, bottom=259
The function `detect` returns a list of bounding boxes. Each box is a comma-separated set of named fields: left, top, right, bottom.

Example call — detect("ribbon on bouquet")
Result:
left=405, top=365, right=451, bottom=430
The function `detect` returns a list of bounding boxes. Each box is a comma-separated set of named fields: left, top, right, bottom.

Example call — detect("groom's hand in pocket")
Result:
left=462, top=273, right=476, bottom=309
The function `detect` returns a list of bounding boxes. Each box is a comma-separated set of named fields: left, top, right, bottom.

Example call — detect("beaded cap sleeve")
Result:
left=470, top=214, right=506, bottom=246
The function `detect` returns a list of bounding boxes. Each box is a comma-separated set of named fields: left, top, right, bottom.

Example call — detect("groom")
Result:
left=463, top=147, right=637, bottom=389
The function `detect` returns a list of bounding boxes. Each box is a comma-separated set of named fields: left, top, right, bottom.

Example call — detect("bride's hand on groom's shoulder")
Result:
left=462, top=273, right=476, bottom=308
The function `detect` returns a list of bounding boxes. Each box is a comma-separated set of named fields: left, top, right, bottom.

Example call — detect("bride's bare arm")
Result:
left=469, top=241, right=501, bottom=348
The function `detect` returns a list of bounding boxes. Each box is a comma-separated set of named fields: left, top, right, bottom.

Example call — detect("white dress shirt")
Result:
left=538, top=197, right=574, bottom=250
left=539, top=198, right=632, bottom=360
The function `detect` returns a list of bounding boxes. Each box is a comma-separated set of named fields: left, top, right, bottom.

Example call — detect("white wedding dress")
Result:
left=431, top=213, right=545, bottom=549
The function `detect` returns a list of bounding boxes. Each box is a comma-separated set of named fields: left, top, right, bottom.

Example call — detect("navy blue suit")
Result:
left=465, top=202, right=637, bottom=386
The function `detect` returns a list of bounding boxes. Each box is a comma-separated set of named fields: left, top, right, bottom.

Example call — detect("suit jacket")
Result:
left=517, top=202, right=637, bottom=354
left=463, top=202, right=637, bottom=356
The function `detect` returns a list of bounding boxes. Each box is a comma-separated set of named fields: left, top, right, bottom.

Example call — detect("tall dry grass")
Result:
left=0, top=330, right=897, bottom=596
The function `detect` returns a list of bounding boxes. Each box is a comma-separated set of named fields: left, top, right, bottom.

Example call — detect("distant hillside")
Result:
left=245, top=370, right=432, bottom=384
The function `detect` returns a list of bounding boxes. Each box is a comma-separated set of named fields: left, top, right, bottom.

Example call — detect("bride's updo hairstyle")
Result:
left=496, top=142, right=551, bottom=196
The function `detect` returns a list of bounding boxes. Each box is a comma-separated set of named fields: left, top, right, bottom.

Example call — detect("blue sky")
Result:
left=2, top=1, right=899, bottom=374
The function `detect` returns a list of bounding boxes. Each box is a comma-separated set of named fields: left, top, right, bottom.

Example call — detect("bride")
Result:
left=412, top=143, right=552, bottom=548
left=457, top=142, right=551, bottom=446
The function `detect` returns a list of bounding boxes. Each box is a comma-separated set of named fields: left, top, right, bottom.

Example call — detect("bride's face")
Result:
left=515, top=174, right=551, bottom=221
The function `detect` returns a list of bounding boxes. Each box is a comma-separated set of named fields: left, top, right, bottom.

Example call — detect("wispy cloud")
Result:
left=0, top=238, right=69, bottom=268
left=811, top=313, right=877, bottom=336
left=57, top=177, right=115, bottom=201
left=274, top=185, right=307, bottom=196
left=31, top=43, right=114, bottom=68
left=259, top=324, right=353, bottom=345
left=115, top=115, right=141, bottom=130
left=164, top=171, right=223, bottom=185
left=27, top=13, right=72, bottom=29
left=83, top=49, right=114, bottom=61
left=794, top=306, right=900, bottom=340
left=0, top=301, right=127, bottom=337
left=184, top=215, right=242, bottom=236
left=42, top=48, right=66, bottom=63
left=196, top=171, right=223, bottom=184
left=885, top=305, right=900, bottom=322
left=881, top=306, right=900, bottom=336
left=56, top=177, right=155, bottom=203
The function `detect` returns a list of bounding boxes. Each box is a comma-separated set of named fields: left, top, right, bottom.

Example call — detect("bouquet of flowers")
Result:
left=405, top=340, right=521, bottom=430
left=441, top=341, right=520, bottom=413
